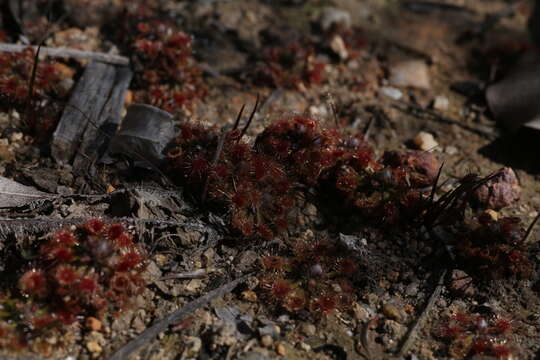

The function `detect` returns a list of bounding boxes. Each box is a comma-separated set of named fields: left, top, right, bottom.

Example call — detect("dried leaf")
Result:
left=0, top=176, right=52, bottom=208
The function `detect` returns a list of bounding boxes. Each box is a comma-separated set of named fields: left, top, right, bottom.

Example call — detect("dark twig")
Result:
left=22, top=42, right=42, bottom=130
left=362, top=117, right=374, bottom=142
left=109, top=275, right=249, bottom=360
left=523, top=212, right=540, bottom=244
left=424, top=170, right=501, bottom=227
left=428, top=162, right=444, bottom=206
left=398, top=269, right=447, bottom=357
left=327, top=93, right=340, bottom=128
left=201, top=131, right=226, bottom=204
left=232, top=104, right=245, bottom=131
left=160, top=269, right=208, bottom=281
left=392, top=102, right=496, bottom=139
left=239, top=93, right=259, bottom=141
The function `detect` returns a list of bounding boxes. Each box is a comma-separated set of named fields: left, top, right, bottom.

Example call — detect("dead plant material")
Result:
left=0, top=43, right=129, bottom=65
left=109, top=275, right=249, bottom=360
left=398, top=269, right=447, bottom=358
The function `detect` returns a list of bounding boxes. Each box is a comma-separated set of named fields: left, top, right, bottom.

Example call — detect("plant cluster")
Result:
left=422, top=169, right=532, bottom=279
left=253, top=40, right=326, bottom=89
left=258, top=237, right=359, bottom=316
left=438, top=311, right=516, bottom=359
left=165, top=113, right=441, bottom=240
left=452, top=214, right=532, bottom=279
left=0, top=220, right=147, bottom=354
left=165, top=116, right=294, bottom=239
left=0, top=47, right=72, bottom=137
left=119, top=2, right=207, bottom=113
left=165, top=113, right=534, bottom=311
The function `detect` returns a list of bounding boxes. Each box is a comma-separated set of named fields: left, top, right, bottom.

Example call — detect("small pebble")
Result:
left=9, top=132, right=23, bottom=142
left=86, top=341, right=102, bottom=354
left=450, top=270, right=476, bottom=297
left=445, top=145, right=458, bottom=155
left=483, top=209, right=499, bottom=221
left=389, top=60, right=431, bottom=89
left=309, top=264, right=323, bottom=277
left=300, top=323, right=317, bottom=337
left=85, top=317, right=102, bottom=332
left=125, top=90, right=133, bottom=105
left=260, top=335, right=273, bottom=347
left=330, top=35, right=349, bottom=60
left=277, top=315, right=289, bottom=323
left=473, top=167, right=521, bottom=210
left=382, top=303, right=402, bottom=322
left=413, top=131, right=438, bottom=151
left=433, top=95, right=449, bottom=111
left=353, top=303, right=371, bottom=322
left=405, top=282, right=419, bottom=297
left=0, top=140, right=14, bottom=163
left=275, top=343, right=286, bottom=356
left=298, top=342, right=312, bottom=352
left=380, top=87, right=403, bottom=100
left=242, top=290, right=258, bottom=302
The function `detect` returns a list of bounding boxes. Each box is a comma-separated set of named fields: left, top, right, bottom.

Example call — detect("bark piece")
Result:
left=73, top=66, right=132, bottom=171
left=107, top=104, right=175, bottom=167
left=51, top=61, right=131, bottom=166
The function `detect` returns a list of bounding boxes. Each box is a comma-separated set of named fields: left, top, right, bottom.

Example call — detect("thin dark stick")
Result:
left=239, top=93, right=260, bottom=141
left=160, top=269, right=208, bottom=280
left=362, top=117, right=373, bottom=141
left=398, top=269, right=447, bottom=357
left=523, top=212, right=540, bottom=244
left=391, top=102, right=496, bottom=139
left=424, top=170, right=501, bottom=227
left=201, top=132, right=226, bottom=204
left=429, top=162, right=444, bottom=206
left=108, top=275, right=248, bottom=360
left=232, top=104, right=246, bottom=131
left=22, top=43, right=42, bottom=129
left=325, top=92, right=340, bottom=129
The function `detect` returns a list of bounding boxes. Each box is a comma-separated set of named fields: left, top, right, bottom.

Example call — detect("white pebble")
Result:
left=413, top=131, right=438, bottom=151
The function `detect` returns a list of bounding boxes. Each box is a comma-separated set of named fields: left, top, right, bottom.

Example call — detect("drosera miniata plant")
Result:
left=0, top=219, right=148, bottom=355
left=258, top=235, right=360, bottom=316
left=0, top=47, right=73, bottom=139
left=118, top=2, right=207, bottom=114
left=253, top=39, right=327, bottom=90
left=163, top=107, right=535, bottom=318
left=438, top=310, right=518, bottom=359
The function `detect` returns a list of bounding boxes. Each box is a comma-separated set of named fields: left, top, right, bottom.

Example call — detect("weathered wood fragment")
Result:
left=0, top=43, right=129, bottom=65
left=73, top=66, right=132, bottom=171
left=51, top=61, right=131, bottom=167
left=107, top=104, right=175, bottom=168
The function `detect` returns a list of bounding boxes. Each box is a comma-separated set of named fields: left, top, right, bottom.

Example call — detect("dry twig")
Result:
left=109, top=275, right=249, bottom=360
left=398, top=269, right=447, bottom=357
left=0, top=43, right=129, bottom=65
